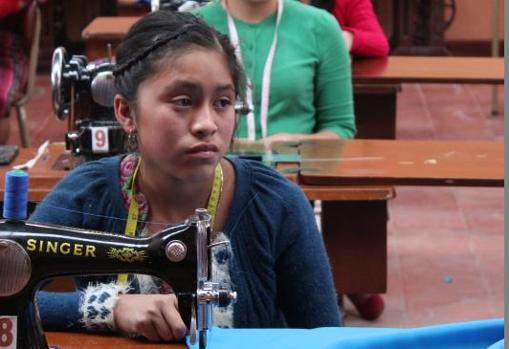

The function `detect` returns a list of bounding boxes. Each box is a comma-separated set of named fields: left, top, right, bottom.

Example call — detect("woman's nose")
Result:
left=190, top=106, right=218, bottom=138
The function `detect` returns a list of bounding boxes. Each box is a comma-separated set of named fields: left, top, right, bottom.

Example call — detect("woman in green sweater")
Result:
left=195, top=0, right=356, bottom=143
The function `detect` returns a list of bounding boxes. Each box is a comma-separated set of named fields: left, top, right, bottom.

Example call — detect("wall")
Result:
left=445, top=0, right=504, bottom=41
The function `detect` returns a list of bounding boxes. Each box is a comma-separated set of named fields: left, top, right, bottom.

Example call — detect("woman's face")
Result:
left=133, top=48, right=236, bottom=182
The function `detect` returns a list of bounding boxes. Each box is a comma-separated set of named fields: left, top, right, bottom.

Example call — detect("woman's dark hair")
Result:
left=310, top=0, right=334, bottom=13
left=114, top=10, right=245, bottom=102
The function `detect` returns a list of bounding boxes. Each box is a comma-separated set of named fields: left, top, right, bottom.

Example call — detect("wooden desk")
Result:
left=0, top=143, right=68, bottom=202
left=82, top=16, right=139, bottom=60
left=352, top=56, right=504, bottom=139
left=46, top=332, right=185, bottom=349
left=299, top=139, right=504, bottom=187
left=0, top=143, right=395, bottom=204
left=353, top=56, right=505, bottom=85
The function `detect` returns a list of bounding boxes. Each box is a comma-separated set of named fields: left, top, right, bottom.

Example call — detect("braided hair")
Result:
left=113, top=11, right=245, bottom=104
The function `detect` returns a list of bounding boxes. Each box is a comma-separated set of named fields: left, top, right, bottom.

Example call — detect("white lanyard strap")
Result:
left=225, top=0, right=283, bottom=140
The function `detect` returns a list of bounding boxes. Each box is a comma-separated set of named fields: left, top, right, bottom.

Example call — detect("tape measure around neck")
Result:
left=117, top=159, right=223, bottom=284
left=224, top=0, right=284, bottom=140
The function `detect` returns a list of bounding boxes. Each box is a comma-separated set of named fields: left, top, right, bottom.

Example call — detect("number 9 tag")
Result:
left=0, top=317, right=16, bottom=349
left=91, top=127, right=110, bottom=153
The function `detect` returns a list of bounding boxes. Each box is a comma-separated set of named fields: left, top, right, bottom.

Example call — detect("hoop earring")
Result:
left=126, top=130, right=138, bottom=153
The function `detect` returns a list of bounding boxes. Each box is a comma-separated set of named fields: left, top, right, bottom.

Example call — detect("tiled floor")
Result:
left=345, top=83, right=504, bottom=328
left=6, top=76, right=505, bottom=329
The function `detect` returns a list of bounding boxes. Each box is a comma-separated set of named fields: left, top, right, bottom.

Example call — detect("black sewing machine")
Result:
left=0, top=208, right=235, bottom=349
left=51, top=47, right=126, bottom=160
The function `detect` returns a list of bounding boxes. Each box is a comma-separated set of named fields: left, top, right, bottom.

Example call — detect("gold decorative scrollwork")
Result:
left=107, top=247, right=147, bottom=263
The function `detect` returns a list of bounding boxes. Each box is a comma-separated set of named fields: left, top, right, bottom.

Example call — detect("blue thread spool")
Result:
left=3, top=169, right=29, bottom=220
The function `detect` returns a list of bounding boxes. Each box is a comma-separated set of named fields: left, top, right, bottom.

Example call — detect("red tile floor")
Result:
left=6, top=76, right=505, bottom=329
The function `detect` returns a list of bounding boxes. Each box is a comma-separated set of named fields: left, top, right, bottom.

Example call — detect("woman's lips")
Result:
left=187, top=143, right=219, bottom=153
left=186, top=143, right=219, bottom=159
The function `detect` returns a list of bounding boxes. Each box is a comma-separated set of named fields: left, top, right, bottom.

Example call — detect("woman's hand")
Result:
left=342, top=30, right=354, bottom=52
left=261, top=131, right=340, bottom=147
left=114, top=294, right=187, bottom=342
left=262, top=133, right=301, bottom=145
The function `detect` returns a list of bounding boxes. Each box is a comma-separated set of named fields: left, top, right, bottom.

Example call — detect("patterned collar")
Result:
left=119, top=153, right=149, bottom=234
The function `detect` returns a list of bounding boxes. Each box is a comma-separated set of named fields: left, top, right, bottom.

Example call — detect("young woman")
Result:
left=194, top=0, right=356, bottom=144
left=33, top=10, right=340, bottom=342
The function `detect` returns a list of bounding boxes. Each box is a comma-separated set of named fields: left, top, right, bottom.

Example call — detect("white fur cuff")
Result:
left=80, top=282, right=131, bottom=331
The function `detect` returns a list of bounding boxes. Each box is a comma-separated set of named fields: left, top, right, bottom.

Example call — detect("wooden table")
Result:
left=299, top=139, right=504, bottom=187
left=82, top=16, right=139, bottom=60
left=0, top=143, right=394, bottom=204
left=46, top=332, right=185, bottom=349
left=352, top=56, right=504, bottom=139
left=0, top=143, right=68, bottom=202
left=353, top=56, right=505, bottom=85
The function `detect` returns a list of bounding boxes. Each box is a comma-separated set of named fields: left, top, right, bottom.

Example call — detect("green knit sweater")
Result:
left=195, top=0, right=356, bottom=139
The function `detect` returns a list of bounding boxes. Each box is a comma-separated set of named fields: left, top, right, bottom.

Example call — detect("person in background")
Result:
left=194, top=0, right=356, bottom=144
left=309, top=0, right=389, bottom=57
left=33, top=10, right=341, bottom=341
left=0, top=0, right=32, bottom=144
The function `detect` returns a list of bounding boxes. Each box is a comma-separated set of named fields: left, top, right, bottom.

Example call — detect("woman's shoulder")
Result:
left=63, top=156, right=121, bottom=183
left=39, top=155, right=123, bottom=206
left=230, top=157, right=307, bottom=202
left=29, top=156, right=124, bottom=227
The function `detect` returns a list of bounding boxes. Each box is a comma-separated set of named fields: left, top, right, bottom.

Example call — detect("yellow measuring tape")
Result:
left=117, top=158, right=142, bottom=284
left=117, top=158, right=223, bottom=284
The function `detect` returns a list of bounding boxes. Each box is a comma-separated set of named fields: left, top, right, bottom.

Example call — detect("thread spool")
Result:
left=3, top=169, right=29, bottom=221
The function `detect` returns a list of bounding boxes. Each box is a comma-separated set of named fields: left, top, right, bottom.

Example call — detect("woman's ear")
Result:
left=114, top=94, right=136, bottom=132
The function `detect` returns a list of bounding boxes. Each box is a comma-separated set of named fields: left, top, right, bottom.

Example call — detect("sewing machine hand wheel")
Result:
left=51, top=47, right=68, bottom=120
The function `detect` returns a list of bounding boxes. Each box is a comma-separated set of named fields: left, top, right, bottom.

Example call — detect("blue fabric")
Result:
left=486, top=339, right=504, bottom=349
left=32, top=155, right=340, bottom=330
left=188, top=319, right=504, bottom=349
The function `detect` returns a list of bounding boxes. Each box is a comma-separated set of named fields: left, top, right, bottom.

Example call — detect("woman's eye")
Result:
left=172, top=97, right=192, bottom=107
left=215, top=98, right=232, bottom=109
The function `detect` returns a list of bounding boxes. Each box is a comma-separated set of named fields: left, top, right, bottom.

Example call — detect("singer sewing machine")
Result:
left=51, top=47, right=126, bottom=159
left=0, top=208, right=235, bottom=349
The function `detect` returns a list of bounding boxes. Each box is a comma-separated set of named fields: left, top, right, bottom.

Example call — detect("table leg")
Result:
left=354, top=85, right=399, bottom=140
left=321, top=200, right=388, bottom=294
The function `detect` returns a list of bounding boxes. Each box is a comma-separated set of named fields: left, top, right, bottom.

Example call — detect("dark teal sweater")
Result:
left=32, top=156, right=340, bottom=330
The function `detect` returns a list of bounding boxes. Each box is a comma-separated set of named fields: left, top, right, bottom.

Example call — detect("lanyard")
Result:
left=117, top=159, right=223, bottom=284
left=225, top=0, right=284, bottom=140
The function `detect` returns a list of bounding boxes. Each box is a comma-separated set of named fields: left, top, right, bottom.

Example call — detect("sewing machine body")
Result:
left=0, top=209, right=231, bottom=349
